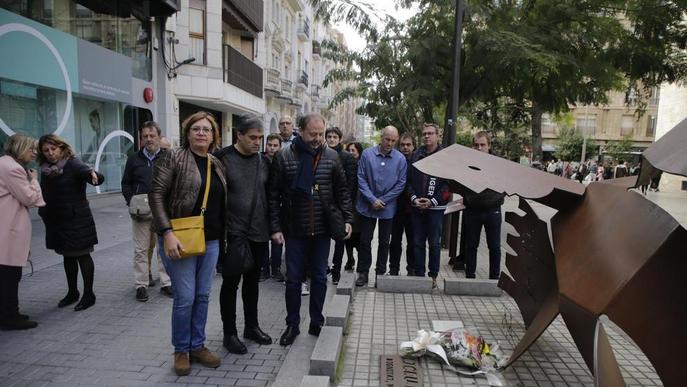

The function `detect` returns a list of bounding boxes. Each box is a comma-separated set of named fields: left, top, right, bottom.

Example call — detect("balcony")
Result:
left=297, top=17, right=310, bottom=41
left=223, top=0, right=264, bottom=32
left=281, top=79, right=293, bottom=98
left=296, top=70, right=309, bottom=91
left=312, top=41, right=321, bottom=59
left=311, top=84, right=320, bottom=101
left=265, top=68, right=281, bottom=95
left=223, top=44, right=263, bottom=98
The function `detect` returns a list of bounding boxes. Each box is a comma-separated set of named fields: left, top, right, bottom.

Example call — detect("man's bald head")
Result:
left=379, top=125, right=400, bottom=155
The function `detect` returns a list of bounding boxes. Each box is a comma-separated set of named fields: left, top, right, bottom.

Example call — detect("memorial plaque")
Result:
left=379, top=355, right=423, bottom=387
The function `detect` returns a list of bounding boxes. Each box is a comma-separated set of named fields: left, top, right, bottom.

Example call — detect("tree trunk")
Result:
left=531, top=103, right=543, bottom=162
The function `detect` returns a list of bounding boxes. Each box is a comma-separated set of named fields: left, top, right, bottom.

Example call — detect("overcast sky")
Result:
left=334, top=2, right=419, bottom=52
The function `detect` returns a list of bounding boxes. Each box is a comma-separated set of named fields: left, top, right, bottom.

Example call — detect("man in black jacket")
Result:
left=407, top=124, right=449, bottom=288
left=269, top=113, right=353, bottom=346
left=215, top=114, right=273, bottom=354
left=463, top=131, right=506, bottom=280
left=325, top=126, right=357, bottom=284
left=121, top=121, right=172, bottom=302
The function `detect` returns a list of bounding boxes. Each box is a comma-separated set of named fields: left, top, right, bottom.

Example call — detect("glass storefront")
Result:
left=1, top=0, right=152, bottom=80
left=0, top=77, right=150, bottom=194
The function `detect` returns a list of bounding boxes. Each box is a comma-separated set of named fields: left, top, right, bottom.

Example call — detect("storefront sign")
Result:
left=379, top=355, right=423, bottom=387
left=77, top=39, right=132, bottom=103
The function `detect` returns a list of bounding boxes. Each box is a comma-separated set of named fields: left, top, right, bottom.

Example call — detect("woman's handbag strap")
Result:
left=200, top=156, right=212, bottom=215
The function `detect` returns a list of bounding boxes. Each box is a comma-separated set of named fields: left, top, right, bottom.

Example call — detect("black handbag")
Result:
left=226, top=155, right=262, bottom=274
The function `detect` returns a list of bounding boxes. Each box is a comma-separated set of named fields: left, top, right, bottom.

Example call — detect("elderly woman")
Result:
left=0, top=134, right=45, bottom=330
left=38, top=134, right=103, bottom=312
left=149, top=111, right=227, bottom=376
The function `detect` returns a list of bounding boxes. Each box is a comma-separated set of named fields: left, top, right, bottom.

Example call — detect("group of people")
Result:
left=1, top=133, right=104, bottom=332
left=0, top=111, right=506, bottom=378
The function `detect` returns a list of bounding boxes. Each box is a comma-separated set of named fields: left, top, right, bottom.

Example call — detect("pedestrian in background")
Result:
left=215, top=114, right=273, bottom=354
left=343, top=142, right=364, bottom=271
left=269, top=112, right=353, bottom=346
left=38, top=134, right=103, bottom=312
left=407, top=124, right=449, bottom=288
left=121, top=121, right=172, bottom=302
left=355, top=126, right=407, bottom=287
left=346, top=142, right=363, bottom=161
left=260, top=133, right=284, bottom=282
left=462, top=131, right=505, bottom=280
left=389, top=133, right=416, bottom=276
left=278, top=115, right=297, bottom=146
left=0, top=134, right=45, bottom=330
left=326, top=126, right=358, bottom=284
left=149, top=111, right=226, bottom=376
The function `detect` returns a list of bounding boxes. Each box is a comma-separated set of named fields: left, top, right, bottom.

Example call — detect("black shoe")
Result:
left=355, top=273, right=368, bottom=287
left=58, top=291, right=80, bottom=308
left=0, top=316, right=38, bottom=331
left=389, top=270, right=399, bottom=276
left=74, top=294, right=96, bottom=311
left=244, top=326, right=272, bottom=345
left=326, top=266, right=332, bottom=275
left=344, top=262, right=355, bottom=272
left=279, top=325, right=300, bottom=346
left=17, top=313, right=29, bottom=320
left=148, top=273, right=156, bottom=287
left=452, top=260, right=465, bottom=271
left=332, top=271, right=340, bottom=285
left=136, top=287, right=149, bottom=302
left=259, top=271, right=270, bottom=282
left=272, top=272, right=285, bottom=282
left=406, top=269, right=415, bottom=276
left=160, top=286, right=174, bottom=297
left=223, top=335, right=247, bottom=354
left=308, top=324, right=322, bottom=337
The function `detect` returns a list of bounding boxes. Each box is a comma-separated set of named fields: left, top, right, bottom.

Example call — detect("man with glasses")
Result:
left=278, top=115, right=297, bottom=146
left=462, top=131, right=505, bottom=280
left=407, top=124, right=449, bottom=288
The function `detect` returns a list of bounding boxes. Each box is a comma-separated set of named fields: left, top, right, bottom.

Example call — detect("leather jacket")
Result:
left=149, top=147, right=227, bottom=233
left=269, top=144, right=353, bottom=237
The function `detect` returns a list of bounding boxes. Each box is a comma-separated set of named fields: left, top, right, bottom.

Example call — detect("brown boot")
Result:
left=173, top=352, right=191, bottom=376
left=189, top=346, right=221, bottom=368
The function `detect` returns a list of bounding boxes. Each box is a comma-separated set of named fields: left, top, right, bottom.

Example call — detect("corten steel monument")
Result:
left=413, top=119, right=687, bottom=386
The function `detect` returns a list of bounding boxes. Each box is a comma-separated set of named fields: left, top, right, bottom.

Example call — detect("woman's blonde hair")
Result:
left=37, top=134, right=75, bottom=164
left=4, top=133, right=36, bottom=162
left=181, top=111, right=221, bottom=152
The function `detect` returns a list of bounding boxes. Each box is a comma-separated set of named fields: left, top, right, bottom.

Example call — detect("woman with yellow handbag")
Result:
left=149, top=111, right=227, bottom=376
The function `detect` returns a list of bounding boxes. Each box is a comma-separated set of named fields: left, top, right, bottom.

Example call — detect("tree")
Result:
left=555, top=127, right=584, bottom=162
left=604, top=135, right=634, bottom=163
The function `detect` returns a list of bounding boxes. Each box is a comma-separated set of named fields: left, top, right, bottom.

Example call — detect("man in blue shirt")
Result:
left=355, top=126, right=407, bottom=286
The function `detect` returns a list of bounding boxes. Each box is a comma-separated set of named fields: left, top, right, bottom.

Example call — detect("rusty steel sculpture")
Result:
left=413, top=118, right=687, bottom=386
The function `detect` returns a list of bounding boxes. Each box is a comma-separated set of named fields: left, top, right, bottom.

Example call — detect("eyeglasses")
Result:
left=190, top=126, right=213, bottom=133
left=279, top=122, right=292, bottom=125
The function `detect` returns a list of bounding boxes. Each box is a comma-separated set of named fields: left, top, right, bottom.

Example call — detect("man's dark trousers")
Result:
left=285, top=235, right=330, bottom=327
left=220, top=240, right=268, bottom=335
left=357, top=215, right=393, bottom=275
left=389, top=207, right=415, bottom=274
left=463, top=207, right=502, bottom=279
left=262, top=240, right=283, bottom=275
left=411, top=209, right=443, bottom=278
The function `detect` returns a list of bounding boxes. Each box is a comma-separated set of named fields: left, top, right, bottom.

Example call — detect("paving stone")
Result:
left=443, top=278, right=502, bottom=296
left=324, top=294, right=350, bottom=328
left=376, top=275, right=433, bottom=293
left=336, top=272, right=355, bottom=296
left=300, top=375, right=330, bottom=387
left=310, top=326, right=343, bottom=379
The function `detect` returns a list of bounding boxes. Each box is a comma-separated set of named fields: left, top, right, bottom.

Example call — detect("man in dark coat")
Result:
left=269, top=113, right=353, bottom=346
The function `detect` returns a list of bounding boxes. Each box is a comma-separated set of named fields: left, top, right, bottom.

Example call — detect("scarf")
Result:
left=40, top=158, right=68, bottom=177
left=291, top=136, right=322, bottom=196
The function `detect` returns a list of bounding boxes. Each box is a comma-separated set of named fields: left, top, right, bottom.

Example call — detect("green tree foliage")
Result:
left=604, top=135, right=634, bottom=163
left=555, top=127, right=584, bottom=162
left=312, top=0, right=687, bottom=156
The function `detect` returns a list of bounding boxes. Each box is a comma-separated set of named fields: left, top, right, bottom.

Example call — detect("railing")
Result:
left=312, top=41, right=321, bottom=57
left=225, top=0, right=264, bottom=32
left=222, top=44, right=263, bottom=98
left=265, top=68, right=280, bottom=91
left=298, top=70, right=309, bottom=87
left=281, top=79, right=293, bottom=97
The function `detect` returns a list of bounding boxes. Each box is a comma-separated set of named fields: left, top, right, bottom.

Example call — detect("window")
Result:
left=240, top=37, right=254, bottom=59
left=542, top=113, right=556, bottom=134
left=649, top=87, right=660, bottom=106
left=620, top=115, right=634, bottom=136
left=646, top=115, right=657, bottom=137
left=625, top=87, right=637, bottom=106
left=576, top=115, right=596, bottom=135
left=189, top=7, right=206, bottom=65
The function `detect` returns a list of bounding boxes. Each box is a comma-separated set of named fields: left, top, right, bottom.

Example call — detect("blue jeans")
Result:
left=159, top=238, right=219, bottom=353
left=463, top=207, right=502, bottom=279
left=284, top=235, right=330, bottom=327
left=411, top=210, right=444, bottom=278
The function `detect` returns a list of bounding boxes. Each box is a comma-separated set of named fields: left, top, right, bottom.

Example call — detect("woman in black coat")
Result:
left=38, top=134, right=104, bottom=311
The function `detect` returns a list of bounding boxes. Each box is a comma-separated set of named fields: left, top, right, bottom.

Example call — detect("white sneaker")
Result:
left=301, top=282, right=310, bottom=296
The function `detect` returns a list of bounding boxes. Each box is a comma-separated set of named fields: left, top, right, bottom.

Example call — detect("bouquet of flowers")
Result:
left=400, top=328, right=508, bottom=384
